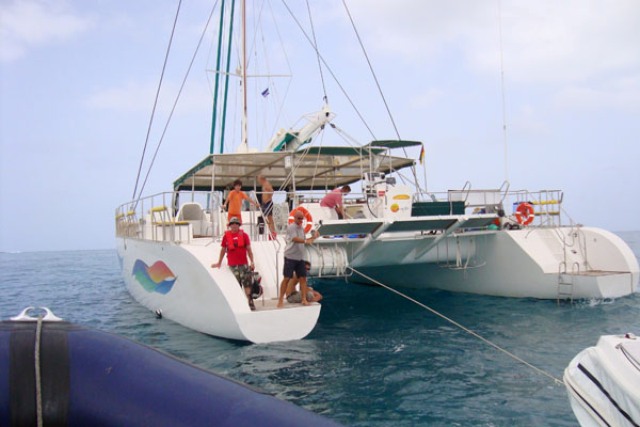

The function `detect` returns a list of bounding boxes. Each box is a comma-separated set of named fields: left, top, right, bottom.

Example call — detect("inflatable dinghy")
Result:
left=564, top=333, right=640, bottom=426
left=0, top=307, right=341, bottom=426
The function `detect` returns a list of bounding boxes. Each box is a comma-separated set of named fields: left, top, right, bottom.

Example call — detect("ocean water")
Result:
left=1, top=231, right=639, bottom=426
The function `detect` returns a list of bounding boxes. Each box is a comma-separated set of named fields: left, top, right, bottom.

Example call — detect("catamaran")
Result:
left=115, top=1, right=638, bottom=343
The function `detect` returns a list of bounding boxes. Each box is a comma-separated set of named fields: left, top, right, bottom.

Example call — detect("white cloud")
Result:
left=410, top=87, right=444, bottom=109
left=554, top=74, right=640, bottom=111
left=0, top=0, right=92, bottom=62
left=86, top=79, right=213, bottom=115
left=345, top=0, right=640, bottom=84
left=344, top=0, right=484, bottom=60
left=509, top=104, right=549, bottom=136
left=495, top=1, right=640, bottom=83
left=86, top=81, right=159, bottom=113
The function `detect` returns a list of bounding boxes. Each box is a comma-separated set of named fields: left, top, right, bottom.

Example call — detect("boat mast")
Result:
left=210, top=0, right=237, bottom=155
left=219, top=0, right=236, bottom=154
left=209, top=0, right=227, bottom=154
left=240, top=0, right=249, bottom=152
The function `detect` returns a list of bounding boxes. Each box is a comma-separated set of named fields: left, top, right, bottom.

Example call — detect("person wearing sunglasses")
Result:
left=211, top=216, right=256, bottom=311
left=277, top=211, right=319, bottom=308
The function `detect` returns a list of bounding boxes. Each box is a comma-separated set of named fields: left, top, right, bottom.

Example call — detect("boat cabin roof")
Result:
left=173, top=141, right=420, bottom=191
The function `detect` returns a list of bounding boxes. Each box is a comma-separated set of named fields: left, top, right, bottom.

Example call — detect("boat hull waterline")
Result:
left=116, top=204, right=638, bottom=343
left=117, top=237, right=320, bottom=343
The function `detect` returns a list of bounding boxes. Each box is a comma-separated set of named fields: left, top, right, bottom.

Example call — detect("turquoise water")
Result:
left=1, top=231, right=639, bottom=426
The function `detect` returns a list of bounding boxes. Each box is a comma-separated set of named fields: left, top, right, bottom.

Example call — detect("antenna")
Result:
left=498, top=0, right=509, bottom=182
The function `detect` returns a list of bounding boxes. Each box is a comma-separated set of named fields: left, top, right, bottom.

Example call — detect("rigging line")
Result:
left=246, top=0, right=266, bottom=71
left=255, top=6, right=272, bottom=147
left=341, top=0, right=400, bottom=141
left=331, top=124, right=416, bottom=190
left=278, top=130, right=325, bottom=192
left=135, top=2, right=219, bottom=202
left=245, top=0, right=273, bottom=149
left=347, top=266, right=565, bottom=386
left=280, top=0, right=376, bottom=140
left=131, top=0, right=183, bottom=201
left=341, top=1, right=425, bottom=194
left=309, top=131, right=327, bottom=190
left=305, top=0, right=328, bottom=102
left=34, top=315, right=43, bottom=427
left=276, top=127, right=330, bottom=193
left=266, top=0, right=295, bottom=142
left=498, top=0, right=509, bottom=183
left=331, top=124, right=367, bottom=147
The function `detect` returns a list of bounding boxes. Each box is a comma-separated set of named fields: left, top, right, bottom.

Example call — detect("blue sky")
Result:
left=1, top=0, right=639, bottom=252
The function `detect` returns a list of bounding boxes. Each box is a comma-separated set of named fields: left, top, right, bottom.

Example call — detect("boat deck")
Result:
left=252, top=298, right=317, bottom=311
left=569, top=269, right=632, bottom=277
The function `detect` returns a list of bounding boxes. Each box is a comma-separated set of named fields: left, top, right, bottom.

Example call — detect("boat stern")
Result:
left=236, top=303, right=321, bottom=344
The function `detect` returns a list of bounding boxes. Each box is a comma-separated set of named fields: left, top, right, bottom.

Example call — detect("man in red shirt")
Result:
left=211, top=216, right=256, bottom=311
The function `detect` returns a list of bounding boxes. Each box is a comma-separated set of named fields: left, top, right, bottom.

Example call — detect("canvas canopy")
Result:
left=173, top=142, right=419, bottom=192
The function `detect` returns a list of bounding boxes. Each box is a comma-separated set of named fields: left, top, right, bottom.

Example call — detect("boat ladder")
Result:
left=557, top=261, right=580, bottom=304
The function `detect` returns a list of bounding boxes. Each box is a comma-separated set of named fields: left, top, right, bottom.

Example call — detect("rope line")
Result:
left=131, top=0, right=183, bottom=201
left=280, top=0, right=376, bottom=140
left=497, top=0, right=509, bottom=183
left=135, top=2, right=218, bottom=202
left=341, top=0, right=424, bottom=193
left=34, top=315, right=43, bottom=427
left=305, top=0, right=328, bottom=102
left=341, top=0, right=400, bottom=141
left=347, top=266, right=564, bottom=385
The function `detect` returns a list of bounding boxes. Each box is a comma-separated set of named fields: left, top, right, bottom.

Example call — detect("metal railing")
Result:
left=115, top=190, right=289, bottom=243
left=115, top=191, right=223, bottom=242
left=115, top=185, right=571, bottom=244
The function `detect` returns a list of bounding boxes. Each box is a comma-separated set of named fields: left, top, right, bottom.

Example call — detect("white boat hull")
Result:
left=116, top=205, right=637, bottom=343
left=346, top=226, right=638, bottom=299
left=564, top=334, right=640, bottom=427
left=116, top=237, right=320, bottom=343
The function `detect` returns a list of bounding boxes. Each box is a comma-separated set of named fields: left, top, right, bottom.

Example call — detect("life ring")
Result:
left=515, top=202, right=535, bottom=225
left=288, top=206, right=313, bottom=233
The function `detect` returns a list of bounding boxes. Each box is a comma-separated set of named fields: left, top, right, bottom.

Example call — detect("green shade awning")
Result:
left=173, top=145, right=417, bottom=192
left=366, top=140, right=423, bottom=149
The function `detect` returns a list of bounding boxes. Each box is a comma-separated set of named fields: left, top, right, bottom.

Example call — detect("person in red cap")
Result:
left=211, top=216, right=256, bottom=311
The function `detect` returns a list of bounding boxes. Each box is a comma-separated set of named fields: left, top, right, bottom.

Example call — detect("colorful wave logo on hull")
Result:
left=132, top=260, right=176, bottom=294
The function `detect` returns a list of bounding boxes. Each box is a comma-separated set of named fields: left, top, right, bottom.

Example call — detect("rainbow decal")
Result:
left=132, top=260, right=177, bottom=294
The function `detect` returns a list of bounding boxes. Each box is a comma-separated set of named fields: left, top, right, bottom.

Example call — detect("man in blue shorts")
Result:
left=286, top=261, right=323, bottom=303
left=277, top=210, right=319, bottom=308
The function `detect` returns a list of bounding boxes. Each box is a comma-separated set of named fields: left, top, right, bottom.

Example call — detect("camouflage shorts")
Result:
left=229, top=264, right=253, bottom=288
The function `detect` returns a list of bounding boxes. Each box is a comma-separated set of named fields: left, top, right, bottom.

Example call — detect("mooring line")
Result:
left=347, top=266, right=564, bottom=385
left=34, top=315, right=44, bottom=427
